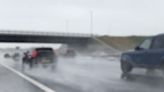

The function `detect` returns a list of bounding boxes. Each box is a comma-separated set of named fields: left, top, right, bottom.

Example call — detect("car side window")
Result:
left=140, top=38, right=152, bottom=50
left=152, top=36, right=164, bottom=49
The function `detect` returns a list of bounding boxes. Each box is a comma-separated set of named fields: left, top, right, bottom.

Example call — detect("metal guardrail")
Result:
left=0, top=30, right=92, bottom=38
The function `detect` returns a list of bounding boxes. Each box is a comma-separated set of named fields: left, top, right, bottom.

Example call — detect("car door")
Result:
left=143, top=49, right=164, bottom=66
left=133, top=38, right=153, bottom=65
left=145, top=36, right=164, bottom=66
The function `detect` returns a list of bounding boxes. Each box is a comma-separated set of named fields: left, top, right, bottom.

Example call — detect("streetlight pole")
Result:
left=90, top=11, right=93, bottom=37
left=65, top=20, right=69, bottom=33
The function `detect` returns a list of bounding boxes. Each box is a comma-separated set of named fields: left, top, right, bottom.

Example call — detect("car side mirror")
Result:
left=135, top=46, right=143, bottom=51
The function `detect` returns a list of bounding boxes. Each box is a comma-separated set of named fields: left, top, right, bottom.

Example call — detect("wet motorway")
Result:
left=1, top=53, right=164, bottom=92
left=0, top=65, right=44, bottom=92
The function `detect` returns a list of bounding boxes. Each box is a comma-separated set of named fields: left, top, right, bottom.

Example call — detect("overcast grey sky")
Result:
left=0, top=0, right=164, bottom=36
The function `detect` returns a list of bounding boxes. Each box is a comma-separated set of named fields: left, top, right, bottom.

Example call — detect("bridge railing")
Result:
left=0, top=30, right=92, bottom=38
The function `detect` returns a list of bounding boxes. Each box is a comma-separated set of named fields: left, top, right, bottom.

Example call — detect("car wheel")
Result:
left=121, top=61, right=133, bottom=79
left=121, top=61, right=133, bottom=74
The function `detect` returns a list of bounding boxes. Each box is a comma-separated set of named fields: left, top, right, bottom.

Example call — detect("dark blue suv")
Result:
left=120, top=34, right=164, bottom=78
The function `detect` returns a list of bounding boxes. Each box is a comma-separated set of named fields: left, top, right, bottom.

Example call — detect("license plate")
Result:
left=42, top=59, right=50, bottom=63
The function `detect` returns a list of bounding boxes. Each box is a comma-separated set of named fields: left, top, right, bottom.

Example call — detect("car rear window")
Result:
left=36, top=48, right=53, bottom=51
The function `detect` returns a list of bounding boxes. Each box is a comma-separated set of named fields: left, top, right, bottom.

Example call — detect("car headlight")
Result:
left=121, top=55, right=129, bottom=61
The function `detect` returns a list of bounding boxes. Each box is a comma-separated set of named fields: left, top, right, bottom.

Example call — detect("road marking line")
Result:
left=0, top=63, right=56, bottom=92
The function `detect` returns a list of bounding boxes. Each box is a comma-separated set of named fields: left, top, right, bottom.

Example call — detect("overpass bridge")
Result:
left=0, top=30, right=119, bottom=54
left=0, top=30, right=95, bottom=50
left=0, top=30, right=92, bottom=44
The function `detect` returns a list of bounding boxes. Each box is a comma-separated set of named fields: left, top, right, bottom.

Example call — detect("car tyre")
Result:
left=121, top=61, right=133, bottom=79
left=121, top=61, right=133, bottom=73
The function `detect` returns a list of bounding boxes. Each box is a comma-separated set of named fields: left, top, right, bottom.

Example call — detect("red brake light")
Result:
left=32, top=50, right=38, bottom=58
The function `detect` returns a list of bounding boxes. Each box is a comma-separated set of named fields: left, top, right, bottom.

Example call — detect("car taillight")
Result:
left=32, top=50, right=38, bottom=58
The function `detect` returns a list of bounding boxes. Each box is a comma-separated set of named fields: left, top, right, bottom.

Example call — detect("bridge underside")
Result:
left=0, top=34, right=91, bottom=44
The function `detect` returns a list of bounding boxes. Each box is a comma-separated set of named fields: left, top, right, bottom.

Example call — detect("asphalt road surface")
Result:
left=0, top=65, right=44, bottom=92
left=2, top=53, right=164, bottom=92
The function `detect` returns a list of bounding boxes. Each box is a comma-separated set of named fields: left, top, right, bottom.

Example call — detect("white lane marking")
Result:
left=0, top=63, right=56, bottom=92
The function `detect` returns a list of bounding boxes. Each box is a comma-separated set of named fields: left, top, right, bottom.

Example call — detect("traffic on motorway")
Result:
left=1, top=34, right=164, bottom=92
left=1, top=0, right=164, bottom=92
